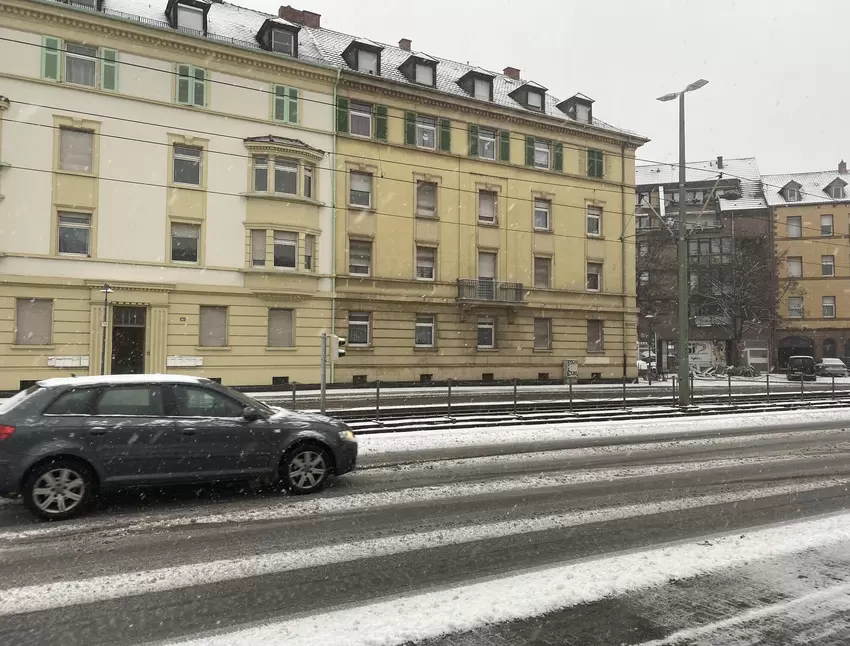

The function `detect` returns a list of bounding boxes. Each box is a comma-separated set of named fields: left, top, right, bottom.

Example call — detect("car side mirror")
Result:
left=241, top=406, right=263, bottom=421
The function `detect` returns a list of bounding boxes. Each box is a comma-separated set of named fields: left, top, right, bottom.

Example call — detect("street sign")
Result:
left=564, top=360, right=578, bottom=381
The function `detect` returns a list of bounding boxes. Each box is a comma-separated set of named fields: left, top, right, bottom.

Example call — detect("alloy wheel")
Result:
left=287, top=450, right=327, bottom=490
left=32, top=468, right=86, bottom=515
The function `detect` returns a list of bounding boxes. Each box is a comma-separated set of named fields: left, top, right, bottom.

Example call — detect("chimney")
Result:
left=278, top=6, right=321, bottom=28
left=503, top=66, right=520, bottom=81
left=716, top=155, right=723, bottom=169
left=398, top=38, right=411, bottom=52
left=839, top=160, right=847, bottom=175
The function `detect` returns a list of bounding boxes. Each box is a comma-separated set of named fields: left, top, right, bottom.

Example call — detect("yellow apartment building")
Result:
left=765, top=162, right=850, bottom=367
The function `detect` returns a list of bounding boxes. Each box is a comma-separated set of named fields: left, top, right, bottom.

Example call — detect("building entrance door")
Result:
left=111, top=306, right=147, bottom=375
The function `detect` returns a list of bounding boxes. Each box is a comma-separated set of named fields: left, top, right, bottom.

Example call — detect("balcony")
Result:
left=457, top=279, right=524, bottom=304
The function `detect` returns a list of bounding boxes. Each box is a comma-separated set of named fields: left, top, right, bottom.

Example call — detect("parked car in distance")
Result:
left=786, top=355, right=817, bottom=381
left=815, top=357, right=848, bottom=377
left=0, top=375, right=357, bottom=520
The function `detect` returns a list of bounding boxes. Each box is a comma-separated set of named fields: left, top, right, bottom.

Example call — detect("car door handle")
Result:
left=88, top=428, right=106, bottom=436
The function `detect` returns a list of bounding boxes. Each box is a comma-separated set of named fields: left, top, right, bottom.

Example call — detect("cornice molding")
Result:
left=243, top=140, right=325, bottom=163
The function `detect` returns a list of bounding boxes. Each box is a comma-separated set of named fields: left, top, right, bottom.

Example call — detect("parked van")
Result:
left=786, top=355, right=817, bottom=381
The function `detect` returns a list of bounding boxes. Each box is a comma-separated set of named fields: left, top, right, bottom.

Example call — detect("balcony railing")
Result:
left=457, top=279, right=524, bottom=303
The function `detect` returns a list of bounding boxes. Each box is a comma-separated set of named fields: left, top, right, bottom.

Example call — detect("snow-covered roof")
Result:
left=761, top=169, right=850, bottom=207
left=37, top=374, right=211, bottom=388
left=79, top=0, right=643, bottom=139
left=635, top=157, right=767, bottom=212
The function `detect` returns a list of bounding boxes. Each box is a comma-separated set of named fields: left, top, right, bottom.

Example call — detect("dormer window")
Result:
left=785, top=187, right=800, bottom=202
left=557, top=93, right=595, bottom=124
left=177, top=5, right=204, bottom=32
left=272, top=30, right=294, bottom=55
left=399, top=53, right=438, bottom=88
left=342, top=39, right=383, bottom=76
left=358, top=50, right=378, bottom=74
left=474, top=78, right=490, bottom=100
left=256, top=19, right=300, bottom=57
left=415, top=63, right=434, bottom=86
left=826, top=180, right=847, bottom=199
left=458, top=69, right=494, bottom=102
left=166, top=0, right=210, bottom=36
left=527, top=90, right=543, bottom=110
left=508, top=82, right=548, bottom=112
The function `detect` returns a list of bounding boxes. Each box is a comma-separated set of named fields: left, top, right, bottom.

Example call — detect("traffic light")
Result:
left=332, top=335, right=347, bottom=359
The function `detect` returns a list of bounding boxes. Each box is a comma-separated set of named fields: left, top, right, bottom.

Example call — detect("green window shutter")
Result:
left=553, top=143, right=564, bottom=172
left=274, top=85, right=286, bottom=121
left=42, top=36, right=62, bottom=81
left=404, top=111, right=417, bottom=146
left=176, top=64, right=191, bottom=104
left=375, top=105, right=388, bottom=141
left=439, top=118, right=451, bottom=152
left=287, top=87, right=298, bottom=123
left=588, top=149, right=604, bottom=178
left=468, top=124, right=479, bottom=157
left=336, top=97, right=349, bottom=133
left=193, top=67, right=206, bottom=107
left=101, top=48, right=118, bottom=91
left=524, top=135, right=535, bottom=167
left=500, top=131, right=511, bottom=162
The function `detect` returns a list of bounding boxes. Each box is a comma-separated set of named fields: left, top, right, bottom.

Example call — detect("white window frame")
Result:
left=831, top=185, right=845, bottom=199
left=170, top=222, right=200, bottom=263
left=57, top=212, right=91, bottom=256
left=823, top=296, right=836, bottom=319
left=303, top=165, right=313, bottom=198
left=821, top=214, right=834, bottom=236
left=414, top=314, right=435, bottom=348
left=533, top=139, right=550, bottom=169
left=271, top=29, right=294, bottom=55
left=533, top=317, right=551, bottom=350
left=416, top=181, right=437, bottom=217
left=64, top=43, right=98, bottom=88
left=478, top=128, right=496, bottom=159
left=415, top=246, right=436, bottom=281
left=273, top=231, right=298, bottom=269
left=416, top=115, right=437, bottom=149
left=533, top=256, right=551, bottom=288
left=267, top=308, right=295, bottom=348
left=478, top=190, right=497, bottom=223
left=785, top=187, right=800, bottom=202
left=788, top=296, right=804, bottom=319
left=273, top=158, right=298, bottom=195
left=787, top=216, right=802, bottom=238
left=587, top=262, right=602, bottom=292
left=304, top=234, right=315, bottom=271
left=251, top=229, right=266, bottom=267
left=58, top=128, right=94, bottom=174
left=348, top=312, right=371, bottom=347
left=415, top=63, right=434, bottom=86
left=473, top=78, right=490, bottom=101
left=822, top=255, right=835, bottom=277
left=533, top=198, right=551, bottom=230
left=350, top=102, right=372, bottom=138
left=253, top=155, right=268, bottom=192
left=587, top=206, right=602, bottom=236
left=349, top=239, right=372, bottom=276
left=527, top=91, right=544, bottom=110
left=477, top=318, right=495, bottom=349
left=350, top=171, right=373, bottom=208
left=357, top=49, right=378, bottom=75
left=787, top=256, right=802, bottom=278
left=173, top=144, right=202, bottom=186
left=176, top=4, right=204, bottom=32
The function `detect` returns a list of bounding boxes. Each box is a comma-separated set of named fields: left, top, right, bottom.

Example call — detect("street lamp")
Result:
left=657, top=78, right=709, bottom=406
left=645, top=313, right=655, bottom=386
left=99, top=282, right=113, bottom=376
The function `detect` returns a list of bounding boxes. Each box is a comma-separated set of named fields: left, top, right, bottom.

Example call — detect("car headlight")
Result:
left=338, top=429, right=356, bottom=442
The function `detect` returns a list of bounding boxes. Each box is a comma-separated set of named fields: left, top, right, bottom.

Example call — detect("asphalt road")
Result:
left=2, top=421, right=850, bottom=645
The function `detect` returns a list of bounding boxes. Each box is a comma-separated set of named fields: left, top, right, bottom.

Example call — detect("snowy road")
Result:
left=1, top=411, right=850, bottom=645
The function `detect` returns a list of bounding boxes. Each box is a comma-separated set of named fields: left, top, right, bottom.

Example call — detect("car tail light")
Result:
left=0, top=425, right=15, bottom=440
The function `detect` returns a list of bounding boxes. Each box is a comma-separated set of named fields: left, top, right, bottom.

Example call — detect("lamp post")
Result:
left=645, top=313, right=655, bottom=386
left=656, top=79, right=709, bottom=406
left=99, top=282, right=113, bottom=376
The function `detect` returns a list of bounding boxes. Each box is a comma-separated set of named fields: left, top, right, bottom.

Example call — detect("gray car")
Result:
left=816, top=357, right=848, bottom=377
left=0, top=374, right=357, bottom=520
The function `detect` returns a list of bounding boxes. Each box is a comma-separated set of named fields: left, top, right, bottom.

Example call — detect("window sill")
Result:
left=171, top=183, right=204, bottom=191
left=348, top=205, right=376, bottom=213
left=586, top=350, right=606, bottom=355
left=414, top=346, right=437, bottom=351
left=10, top=344, right=55, bottom=350
left=477, top=220, right=499, bottom=227
left=533, top=228, right=553, bottom=234
left=476, top=347, right=499, bottom=352
left=416, top=213, right=439, bottom=220
left=241, top=192, right=325, bottom=207
left=415, top=277, right=436, bottom=283
left=196, top=346, right=231, bottom=352
left=57, top=253, right=92, bottom=259
left=171, top=260, right=201, bottom=266
left=347, top=345, right=373, bottom=351
left=533, top=348, right=554, bottom=353
left=586, top=234, right=604, bottom=240
left=266, top=346, right=298, bottom=351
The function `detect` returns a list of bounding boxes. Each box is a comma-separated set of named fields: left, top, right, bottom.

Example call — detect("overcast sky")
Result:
left=235, top=0, right=846, bottom=175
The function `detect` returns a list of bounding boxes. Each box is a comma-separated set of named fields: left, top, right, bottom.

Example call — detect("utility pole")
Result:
left=677, top=91, right=690, bottom=406
left=320, top=331, right=327, bottom=414
left=99, top=282, right=113, bottom=376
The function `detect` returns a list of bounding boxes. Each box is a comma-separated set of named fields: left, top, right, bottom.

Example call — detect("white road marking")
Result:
left=168, top=511, right=850, bottom=646
left=0, top=478, right=845, bottom=617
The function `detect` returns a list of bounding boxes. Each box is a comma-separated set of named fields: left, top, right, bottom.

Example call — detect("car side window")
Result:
left=170, top=386, right=244, bottom=418
left=94, top=386, right=165, bottom=416
left=44, top=388, right=98, bottom=415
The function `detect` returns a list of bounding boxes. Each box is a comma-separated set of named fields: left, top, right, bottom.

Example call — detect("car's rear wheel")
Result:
left=22, top=458, right=95, bottom=521
left=280, top=444, right=331, bottom=495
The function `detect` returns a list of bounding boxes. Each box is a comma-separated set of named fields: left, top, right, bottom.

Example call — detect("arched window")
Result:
left=824, top=339, right=837, bottom=358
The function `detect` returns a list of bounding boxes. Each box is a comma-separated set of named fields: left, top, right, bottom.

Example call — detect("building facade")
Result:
left=635, top=157, right=772, bottom=373
left=0, top=0, right=645, bottom=390
left=764, top=162, right=850, bottom=368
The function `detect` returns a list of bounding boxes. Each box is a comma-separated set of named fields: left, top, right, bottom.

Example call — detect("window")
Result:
left=822, top=255, right=835, bottom=277
left=416, top=115, right=437, bottom=149
left=251, top=229, right=266, bottom=267
left=831, top=184, right=845, bottom=199
left=821, top=214, right=834, bottom=236
left=416, top=246, right=436, bottom=280
left=271, top=29, right=295, bottom=56
left=268, top=308, right=294, bottom=347
left=587, top=320, right=604, bottom=352
left=534, top=140, right=550, bottom=169
left=787, top=256, right=802, bottom=278
left=415, top=315, right=435, bottom=347
left=304, top=234, right=315, bottom=271
left=56, top=212, right=91, bottom=256
left=273, top=85, right=299, bottom=123
left=349, top=239, right=372, bottom=275
left=587, top=206, right=602, bottom=236
left=416, top=181, right=437, bottom=217
left=199, top=306, right=227, bottom=347
left=415, top=63, right=434, bottom=86
left=587, top=149, right=604, bottom=178
left=478, top=190, right=497, bottom=223
left=788, top=296, right=804, bottom=319
left=636, top=215, right=650, bottom=230
left=274, top=159, right=298, bottom=194
left=637, top=242, right=648, bottom=258
left=176, top=64, right=206, bottom=107
left=587, top=262, right=602, bottom=291
left=478, top=251, right=497, bottom=284
left=534, top=199, right=551, bottom=230
left=787, top=216, right=802, bottom=238
left=303, top=165, right=313, bottom=198
left=176, top=5, right=204, bottom=32
left=477, top=318, right=495, bottom=349
left=527, top=91, right=544, bottom=110
left=95, top=386, right=164, bottom=416
left=478, top=128, right=496, bottom=159
left=15, top=299, right=52, bottom=345
left=58, top=128, right=93, bottom=173
left=171, top=386, right=243, bottom=417
left=534, top=318, right=551, bottom=350
left=348, top=312, right=371, bottom=346
left=785, top=187, right=800, bottom=202
left=473, top=78, right=491, bottom=101
left=253, top=156, right=268, bottom=192
left=350, top=171, right=372, bottom=207
left=350, top=102, right=372, bottom=137
left=639, top=271, right=649, bottom=286
left=171, top=222, right=200, bottom=263
left=173, top=145, right=202, bottom=185
left=274, top=231, right=298, bottom=268
left=534, top=256, right=551, bottom=288
left=45, top=388, right=97, bottom=416
left=65, top=43, right=97, bottom=87
left=358, top=50, right=378, bottom=74
left=823, top=296, right=836, bottom=319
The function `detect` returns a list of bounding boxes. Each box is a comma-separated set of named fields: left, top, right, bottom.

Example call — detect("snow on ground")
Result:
left=357, top=408, right=850, bottom=457
left=170, top=511, right=850, bottom=646
left=1, top=478, right=844, bottom=618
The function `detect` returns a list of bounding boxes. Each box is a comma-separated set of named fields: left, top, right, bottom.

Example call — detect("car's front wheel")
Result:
left=22, top=458, right=95, bottom=521
left=280, top=444, right=332, bottom=495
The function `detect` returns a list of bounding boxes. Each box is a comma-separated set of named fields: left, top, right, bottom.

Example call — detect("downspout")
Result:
left=330, top=68, right=341, bottom=383
left=620, top=143, right=628, bottom=380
